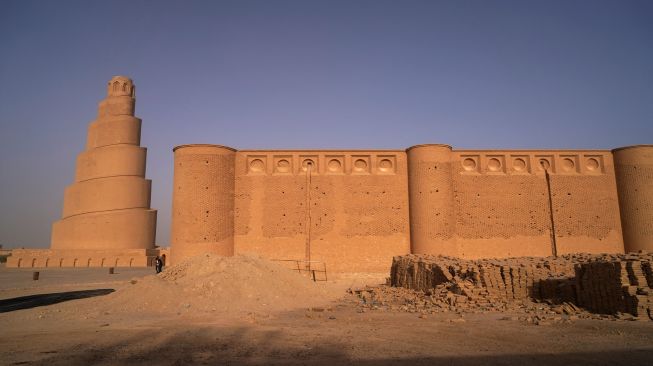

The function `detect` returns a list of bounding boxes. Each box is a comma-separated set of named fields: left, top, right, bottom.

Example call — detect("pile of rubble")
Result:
left=356, top=252, right=653, bottom=321
left=391, top=253, right=598, bottom=301
left=349, top=281, right=608, bottom=325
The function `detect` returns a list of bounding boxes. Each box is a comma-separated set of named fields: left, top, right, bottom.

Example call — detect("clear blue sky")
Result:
left=1, top=0, right=651, bottom=248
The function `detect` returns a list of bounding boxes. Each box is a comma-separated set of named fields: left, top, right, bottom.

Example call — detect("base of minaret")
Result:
left=51, top=208, right=157, bottom=250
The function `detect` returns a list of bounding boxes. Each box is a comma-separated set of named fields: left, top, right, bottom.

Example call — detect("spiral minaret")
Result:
left=50, top=76, right=157, bottom=251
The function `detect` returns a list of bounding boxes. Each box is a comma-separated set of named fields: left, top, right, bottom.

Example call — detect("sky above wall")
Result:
left=0, top=0, right=651, bottom=248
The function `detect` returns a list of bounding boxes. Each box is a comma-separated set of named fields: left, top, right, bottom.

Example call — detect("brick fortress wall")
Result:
left=408, top=145, right=624, bottom=259
left=170, top=144, right=653, bottom=272
left=171, top=147, right=412, bottom=272
left=450, top=149, right=623, bottom=258
left=233, top=150, right=411, bottom=273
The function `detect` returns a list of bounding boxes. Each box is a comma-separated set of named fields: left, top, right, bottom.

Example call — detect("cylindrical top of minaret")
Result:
left=99, top=76, right=136, bottom=117
left=107, top=76, right=135, bottom=98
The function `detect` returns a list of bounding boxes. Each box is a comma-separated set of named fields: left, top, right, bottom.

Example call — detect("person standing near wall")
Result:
left=155, top=256, right=162, bottom=273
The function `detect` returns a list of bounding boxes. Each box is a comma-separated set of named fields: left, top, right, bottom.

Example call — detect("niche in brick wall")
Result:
left=299, top=155, right=318, bottom=174
left=583, top=155, right=604, bottom=174
left=351, top=155, right=371, bottom=175
left=376, top=155, right=396, bottom=174
left=510, top=155, right=531, bottom=174
left=247, top=155, right=267, bottom=175
left=485, top=155, right=506, bottom=174
left=535, top=155, right=555, bottom=174
left=325, top=155, right=345, bottom=175
left=559, top=155, right=580, bottom=174
left=273, top=155, right=293, bottom=175
left=460, top=155, right=480, bottom=174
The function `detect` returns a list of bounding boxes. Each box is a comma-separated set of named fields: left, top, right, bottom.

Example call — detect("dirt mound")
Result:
left=89, top=254, right=343, bottom=317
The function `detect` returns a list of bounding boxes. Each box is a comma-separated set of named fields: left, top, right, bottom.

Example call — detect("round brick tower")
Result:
left=613, top=145, right=653, bottom=253
left=406, top=144, right=457, bottom=256
left=171, top=144, right=236, bottom=263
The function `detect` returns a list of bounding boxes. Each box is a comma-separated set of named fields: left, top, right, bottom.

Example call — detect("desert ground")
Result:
left=1, top=257, right=652, bottom=366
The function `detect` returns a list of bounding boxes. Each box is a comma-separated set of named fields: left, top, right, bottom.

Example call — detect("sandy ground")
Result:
left=1, top=263, right=653, bottom=366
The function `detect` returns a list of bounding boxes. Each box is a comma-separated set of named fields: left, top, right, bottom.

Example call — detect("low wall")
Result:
left=5, top=248, right=162, bottom=268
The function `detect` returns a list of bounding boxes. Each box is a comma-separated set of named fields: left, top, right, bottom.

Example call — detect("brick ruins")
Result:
left=364, top=253, right=653, bottom=321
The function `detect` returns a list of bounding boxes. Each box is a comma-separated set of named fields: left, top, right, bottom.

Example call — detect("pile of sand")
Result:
left=92, top=254, right=342, bottom=316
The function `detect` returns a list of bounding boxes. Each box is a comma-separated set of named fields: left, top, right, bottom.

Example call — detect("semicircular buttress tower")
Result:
left=170, top=144, right=236, bottom=263
left=407, top=144, right=457, bottom=256
left=613, top=145, right=653, bottom=253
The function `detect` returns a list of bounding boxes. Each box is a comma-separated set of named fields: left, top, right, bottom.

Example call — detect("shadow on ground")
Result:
left=0, top=289, right=115, bottom=313
left=17, top=326, right=653, bottom=366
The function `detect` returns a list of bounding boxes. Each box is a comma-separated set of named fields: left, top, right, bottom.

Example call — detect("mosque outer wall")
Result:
left=170, top=144, right=652, bottom=272
left=171, top=147, right=411, bottom=272
left=410, top=146, right=624, bottom=258
left=233, top=150, right=411, bottom=273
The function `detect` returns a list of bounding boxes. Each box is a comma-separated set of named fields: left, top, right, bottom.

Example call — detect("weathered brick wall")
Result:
left=451, top=151, right=624, bottom=257
left=234, top=150, right=411, bottom=273
left=170, top=146, right=635, bottom=272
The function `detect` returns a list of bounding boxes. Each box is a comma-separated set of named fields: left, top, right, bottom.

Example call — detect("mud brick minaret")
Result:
left=50, top=76, right=157, bottom=260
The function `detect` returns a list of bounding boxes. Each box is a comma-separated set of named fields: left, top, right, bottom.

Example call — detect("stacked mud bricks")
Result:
left=477, top=262, right=576, bottom=303
left=575, top=254, right=653, bottom=318
left=392, top=253, right=653, bottom=319
left=392, top=254, right=576, bottom=301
